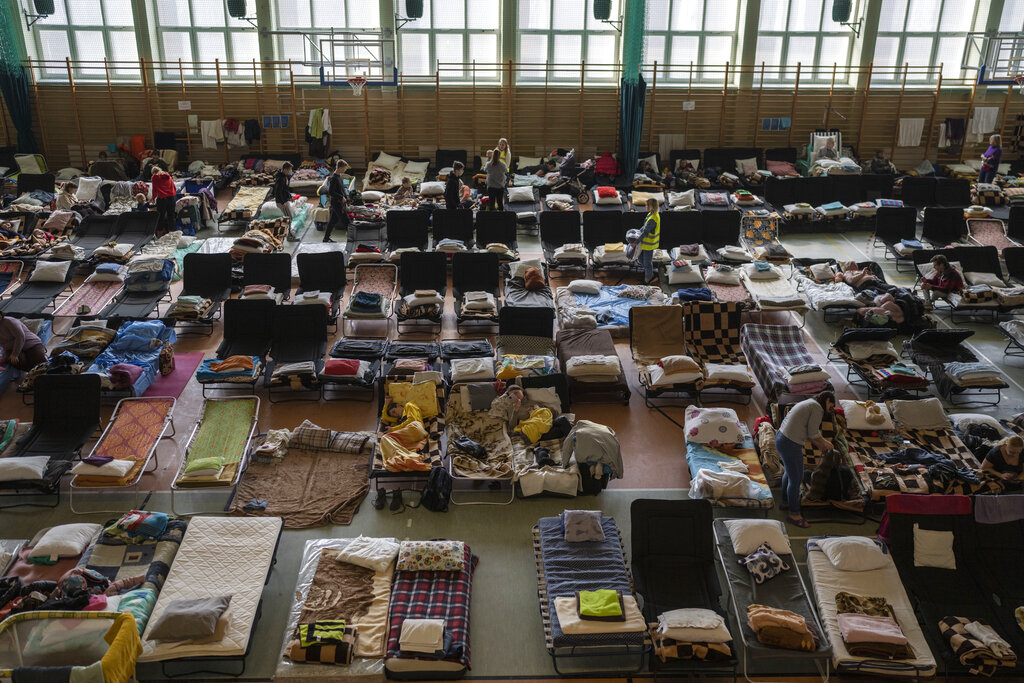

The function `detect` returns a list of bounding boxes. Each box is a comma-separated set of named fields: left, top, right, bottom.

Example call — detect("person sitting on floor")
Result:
left=132, top=193, right=150, bottom=212
left=0, top=311, right=47, bottom=371
left=394, top=177, right=414, bottom=201
left=920, top=253, right=964, bottom=308
left=982, top=435, right=1024, bottom=485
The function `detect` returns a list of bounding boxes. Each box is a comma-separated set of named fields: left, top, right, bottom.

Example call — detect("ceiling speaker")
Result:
left=593, top=0, right=611, bottom=21
left=832, top=0, right=852, bottom=23
left=406, top=0, right=424, bottom=19
left=226, top=0, right=247, bottom=19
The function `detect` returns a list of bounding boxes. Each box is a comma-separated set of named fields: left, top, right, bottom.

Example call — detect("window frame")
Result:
left=152, top=0, right=259, bottom=82
left=753, top=0, right=856, bottom=86
left=397, top=0, right=501, bottom=82
left=26, top=0, right=138, bottom=81
left=642, top=0, right=739, bottom=85
left=515, top=0, right=622, bottom=85
left=872, top=0, right=981, bottom=84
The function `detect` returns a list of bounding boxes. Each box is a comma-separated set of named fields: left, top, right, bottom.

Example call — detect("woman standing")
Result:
left=151, top=170, right=177, bottom=236
left=637, top=198, right=661, bottom=283
left=495, top=138, right=511, bottom=168
left=979, top=134, right=1002, bottom=184
left=774, top=391, right=835, bottom=528
left=485, top=150, right=507, bottom=211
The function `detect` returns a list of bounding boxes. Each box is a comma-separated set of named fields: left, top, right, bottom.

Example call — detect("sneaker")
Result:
left=389, top=489, right=405, bottom=513
left=372, top=488, right=387, bottom=510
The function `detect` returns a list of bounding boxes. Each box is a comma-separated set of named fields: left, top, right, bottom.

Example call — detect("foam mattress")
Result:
left=138, top=516, right=283, bottom=662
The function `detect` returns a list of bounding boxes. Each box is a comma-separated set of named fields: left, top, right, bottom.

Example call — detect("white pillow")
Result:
left=784, top=203, right=816, bottom=216
left=639, top=153, right=658, bottom=171
left=704, top=364, right=754, bottom=384
left=913, top=524, right=955, bottom=569
left=890, top=397, right=951, bottom=430
left=335, top=536, right=399, bottom=572
left=567, top=279, right=602, bottom=295
left=517, top=156, right=543, bottom=168
left=845, top=340, right=899, bottom=362
left=30, top=523, right=101, bottom=559
left=965, top=271, right=1004, bottom=288
left=921, top=261, right=962, bottom=281
left=525, top=386, right=561, bottom=413
left=684, top=406, right=744, bottom=445
left=509, top=258, right=542, bottom=279
left=647, top=364, right=702, bottom=386
left=661, top=622, right=732, bottom=644
left=373, top=152, right=402, bottom=169
left=29, top=260, right=71, bottom=283
left=259, top=201, right=284, bottom=218
left=668, top=267, right=705, bottom=285
left=508, top=186, right=535, bottom=203
left=839, top=400, right=895, bottom=431
left=705, top=267, right=741, bottom=286
left=360, top=190, right=384, bottom=202
left=404, top=160, right=429, bottom=176
left=86, top=265, right=127, bottom=283
left=735, top=157, right=758, bottom=175
left=419, top=181, right=444, bottom=196
left=948, top=413, right=1007, bottom=435
left=724, top=519, right=792, bottom=555
left=817, top=536, right=889, bottom=572
left=742, top=264, right=781, bottom=281
left=667, top=190, right=695, bottom=208
left=0, top=456, right=50, bottom=482
left=809, top=263, right=835, bottom=281
left=594, top=192, right=622, bottom=206
left=450, top=357, right=494, bottom=383
left=546, top=193, right=573, bottom=203
left=177, top=235, right=196, bottom=248
left=75, top=176, right=102, bottom=202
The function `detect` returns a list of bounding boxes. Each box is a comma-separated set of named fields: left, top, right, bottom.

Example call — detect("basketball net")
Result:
left=348, top=77, right=367, bottom=97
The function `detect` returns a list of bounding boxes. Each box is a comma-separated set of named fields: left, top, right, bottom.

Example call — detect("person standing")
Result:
left=979, top=134, right=1002, bottom=184
left=0, top=311, right=46, bottom=370
left=774, top=391, right=836, bottom=528
left=485, top=150, right=507, bottom=211
left=273, top=161, right=294, bottom=218
left=324, top=159, right=349, bottom=243
left=445, top=161, right=464, bottom=211
left=151, top=169, right=177, bottom=236
left=637, top=198, right=661, bottom=283
left=495, top=138, right=511, bottom=168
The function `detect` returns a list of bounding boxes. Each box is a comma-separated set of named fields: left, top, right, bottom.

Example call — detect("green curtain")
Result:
left=0, top=2, right=37, bottom=153
left=619, top=0, right=646, bottom=179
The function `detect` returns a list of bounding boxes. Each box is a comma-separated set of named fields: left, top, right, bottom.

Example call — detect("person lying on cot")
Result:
left=856, top=292, right=905, bottom=325
left=637, top=159, right=664, bottom=184
left=834, top=261, right=879, bottom=288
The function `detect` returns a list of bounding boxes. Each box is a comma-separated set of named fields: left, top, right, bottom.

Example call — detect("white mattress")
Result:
left=743, top=274, right=808, bottom=312
left=805, top=537, right=936, bottom=678
left=139, top=516, right=283, bottom=662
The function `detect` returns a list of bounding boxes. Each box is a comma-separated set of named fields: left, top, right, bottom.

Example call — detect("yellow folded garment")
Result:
left=210, top=355, right=255, bottom=373
left=386, top=418, right=428, bottom=451
left=553, top=596, right=646, bottom=635
left=604, top=242, right=625, bottom=252
left=515, top=407, right=553, bottom=443
left=102, top=613, right=143, bottom=683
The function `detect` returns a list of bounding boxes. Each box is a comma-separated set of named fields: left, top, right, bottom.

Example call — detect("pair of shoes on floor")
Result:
left=372, top=488, right=387, bottom=510
left=323, top=237, right=335, bottom=243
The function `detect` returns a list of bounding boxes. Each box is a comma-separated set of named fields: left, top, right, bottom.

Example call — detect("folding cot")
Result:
left=383, top=340, right=441, bottom=378
left=51, top=278, right=120, bottom=319
left=168, top=252, right=232, bottom=335
left=942, top=245, right=1021, bottom=321
left=432, top=208, right=475, bottom=250
left=345, top=217, right=386, bottom=266
left=590, top=187, right=627, bottom=212
left=87, top=319, right=176, bottom=397
left=871, top=205, right=918, bottom=271
left=791, top=258, right=863, bottom=323
left=0, top=612, right=144, bottom=679
left=742, top=266, right=807, bottom=322
left=741, top=323, right=832, bottom=404
left=474, top=210, right=519, bottom=261
left=703, top=263, right=757, bottom=311
left=445, top=380, right=517, bottom=505
left=395, top=250, right=447, bottom=335
left=323, top=337, right=385, bottom=401
left=441, top=337, right=494, bottom=386
left=739, top=213, right=792, bottom=264
left=242, top=251, right=292, bottom=301
left=534, top=514, right=649, bottom=675
left=295, top=250, right=346, bottom=327
left=495, top=305, right=556, bottom=361
left=504, top=373, right=581, bottom=497
left=384, top=541, right=478, bottom=679
left=556, top=327, right=629, bottom=404
left=681, top=301, right=755, bottom=403
left=451, top=251, right=501, bottom=333
left=967, top=217, right=1018, bottom=253
left=921, top=206, right=967, bottom=248
left=630, top=500, right=733, bottom=676
left=62, top=214, right=121, bottom=260
left=629, top=305, right=699, bottom=406
left=883, top=494, right=1023, bottom=678
left=371, top=374, right=446, bottom=493
left=713, top=519, right=831, bottom=679
left=214, top=298, right=274, bottom=361
left=0, top=374, right=101, bottom=509
left=138, top=516, right=283, bottom=676
left=264, top=304, right=328, bottom=402
left=69, top=396, right=175, bottom=513
left=582, top=211, right=630, bottom=275
left=386, top=209, right=430, bottom=255
left=904, top=328, right=1007, bottom=405
left=97, top=258, right=174, bottom=319
left=540, top=211, right=586, bottom=272
left=700, top=210, right=742, bottom=260
left=898, top=176, right=936, bottom=209
left=0, top=261, right=74, bottom=315
left=660, top=210, right=709, bottom=260
left=115, top=210, right=158, bottom=252
left=342, top=263, right=397, bottom=336
left=828, top=327, right=929, bottom=397
left=219, top=185, right=270, bottom=229
left=806, top=536, right=936, bottom=678
left=503, top=262, right=555, bottom=308
left=171, top=396, right=260, bottom=513
left=48, top=319, right=111, bottom=363
left=557, top=282, right=666, bottom=335
left=506, top=185, right=542, bottom=218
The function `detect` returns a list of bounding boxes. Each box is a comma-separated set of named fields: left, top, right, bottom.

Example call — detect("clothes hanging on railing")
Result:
left=1012, top=114, right=1024, bottom=153
left=305, top=109, right=332, bottom=157
left=897, top=118, right=924, bottom=147
left=243, top=119, right=261, bottom=143
left=943, top=118, right=966, bottom=146
left=200, top=120, right=224, bottom=149
left=971, top=107, right=999, bottom=135
left=223, top=119, right=246, bottom=148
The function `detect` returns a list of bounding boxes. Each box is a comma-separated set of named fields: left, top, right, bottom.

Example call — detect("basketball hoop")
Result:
left=1015, top=74, right=1024, bottom=95
left=347, top=77, right=367, bottom=97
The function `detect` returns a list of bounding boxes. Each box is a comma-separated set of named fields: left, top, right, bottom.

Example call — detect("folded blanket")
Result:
left=109, top=363, right=143, bottom=389
left=946, top=361, right=1000, bottom=382
left=554, top=596, right=646, bottom=634
left=351, top=291, right=383, bottom=312
left=566, top=354, right=622, bottom=378
left=462, top=291, right=496, bottom=312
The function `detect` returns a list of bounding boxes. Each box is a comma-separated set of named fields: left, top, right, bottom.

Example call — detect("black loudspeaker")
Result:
left=406, top=0, right=424, bottom=19
left=832, top=0, right=852, bottom=23
left=33, top=0, right=54, bottom=14
left=226, top=0, right=247, bottom=18
left=593, top=0, right=611, bottom=21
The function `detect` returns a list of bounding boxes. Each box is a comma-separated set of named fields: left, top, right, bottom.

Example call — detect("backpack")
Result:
left=420, top=467, right=451, bottom=512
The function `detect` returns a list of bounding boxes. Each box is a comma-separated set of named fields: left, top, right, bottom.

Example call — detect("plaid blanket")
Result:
left=741, top=324, right=828, bottom=403
left=938, top=616, right=1017, bottom=676
left=682, top=302, right=746, bottom=365
left=386, top=543, right=477, bottom=668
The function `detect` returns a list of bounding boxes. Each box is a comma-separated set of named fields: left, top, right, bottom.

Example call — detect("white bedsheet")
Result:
left=139, top=516, right=283, bottom=662
left=794, top=275, right=862, bottom=309
left=806, top=538, right=936, bottom=678
left=743, top=273, right=808, bottom=311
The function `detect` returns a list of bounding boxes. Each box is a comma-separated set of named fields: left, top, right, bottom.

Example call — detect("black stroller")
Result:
left=550, top=148, right=591, bottom=204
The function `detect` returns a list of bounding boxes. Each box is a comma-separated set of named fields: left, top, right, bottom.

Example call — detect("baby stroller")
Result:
left=550, top=148, right=591, bottom=204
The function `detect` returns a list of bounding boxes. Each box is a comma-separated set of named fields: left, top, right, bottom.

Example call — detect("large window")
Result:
left=275, top=0, right=382, bottom=78
left=517, top=0, right=621, bottom=83
left=643, top=0, right=739, bottom=83
left=754, top=0, right=854, bottom=83
left=398, top=0, right=500, bottom=81
left=153, top=0, right=258, bottom=80
left=1001, top=0, right=1024, bottom=32
left=28, top=0, right=138, bottom=79
left=873, top=0, right=978, bottom=82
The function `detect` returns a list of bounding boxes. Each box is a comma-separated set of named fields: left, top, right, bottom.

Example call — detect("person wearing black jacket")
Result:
left=273, top=162, right=293, bottom=217
left=445, top=161, right=464, bottom=210
left=324, top=159, right=349, bottom=243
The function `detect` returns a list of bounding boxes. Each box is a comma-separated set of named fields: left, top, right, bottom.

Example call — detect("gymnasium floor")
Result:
left=0, top=198, right=1019, bottom=681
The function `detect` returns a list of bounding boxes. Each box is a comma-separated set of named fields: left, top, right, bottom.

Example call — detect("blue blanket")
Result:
left=686, top=435, right=773, bottom=504
left=573, top=285, right=654, bottom=328
left=90, top=320, right=176, bottom=396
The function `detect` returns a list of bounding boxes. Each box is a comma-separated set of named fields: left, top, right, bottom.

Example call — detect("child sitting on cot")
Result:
left=132, top=193, right=151, bottom=212
left=394, top=177, right=414, bottom=201
left=56, top=183, right=78, bottom=211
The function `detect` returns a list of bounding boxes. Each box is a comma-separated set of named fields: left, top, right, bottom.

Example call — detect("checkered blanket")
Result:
left=741, top=324, right=828, bottom=403
left=682, top=302, right=746, bottom=365
left=232, top=173, right=275, bottom=187
left=938, top=616, right=1017, bottom=676
left=386, top=543, right=477, bottom=668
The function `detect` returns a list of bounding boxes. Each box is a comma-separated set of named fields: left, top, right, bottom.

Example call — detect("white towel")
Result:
left=200, top=120, right=224, bottom=149
left=897, top=118, right=924, bottom=147
left=937, top=123, right=950, bottom=149
left=965, top=621, right=1012, bottom=658
left=971, top=107, right=999, bottom=135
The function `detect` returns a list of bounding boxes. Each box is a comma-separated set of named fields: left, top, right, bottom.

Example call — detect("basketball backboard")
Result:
left=964, top=32, right=1024, bottom=85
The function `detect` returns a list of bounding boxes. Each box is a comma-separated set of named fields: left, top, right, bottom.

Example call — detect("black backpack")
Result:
left=420, top=467, right=452, bottom=512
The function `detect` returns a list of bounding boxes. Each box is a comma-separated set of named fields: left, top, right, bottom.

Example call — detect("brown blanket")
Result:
left=229, top=446, right=370, bottom=527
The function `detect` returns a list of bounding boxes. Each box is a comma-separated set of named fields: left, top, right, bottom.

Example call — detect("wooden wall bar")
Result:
left=4, top=60, right=1019, bottom=171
